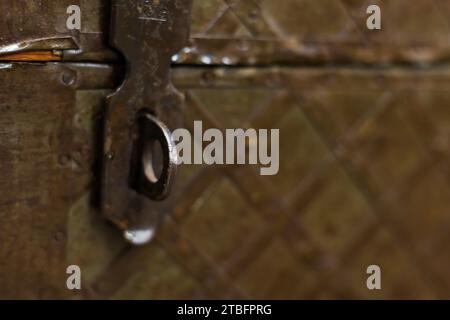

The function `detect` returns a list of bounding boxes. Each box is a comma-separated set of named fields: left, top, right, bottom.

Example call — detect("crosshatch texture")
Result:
left=0, top=0, right=450, bottom=299
left=93, top=68, right=450, bottom=300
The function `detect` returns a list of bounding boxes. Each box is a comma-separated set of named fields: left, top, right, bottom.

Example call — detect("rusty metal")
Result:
left=102, top=0, right=193, bottom=244
left=0, top=51, right=62, bottom=62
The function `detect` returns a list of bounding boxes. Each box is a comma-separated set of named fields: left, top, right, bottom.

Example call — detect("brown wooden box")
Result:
left=1, top=0, right=450, bottom=299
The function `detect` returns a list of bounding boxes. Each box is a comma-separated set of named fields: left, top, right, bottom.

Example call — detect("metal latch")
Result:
left=102, top=0, right=193, bottom=245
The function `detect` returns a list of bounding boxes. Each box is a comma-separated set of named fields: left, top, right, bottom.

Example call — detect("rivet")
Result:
left=61, top=72, right=76, bottom=86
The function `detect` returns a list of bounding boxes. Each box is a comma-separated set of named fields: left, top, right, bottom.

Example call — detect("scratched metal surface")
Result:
left=0, top=63, right=122, bottom=299
left=0, top=0, right=450, bottom=299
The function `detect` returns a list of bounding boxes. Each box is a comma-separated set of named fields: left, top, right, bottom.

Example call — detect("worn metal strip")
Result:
left=102, top=0, right=193, bottom=244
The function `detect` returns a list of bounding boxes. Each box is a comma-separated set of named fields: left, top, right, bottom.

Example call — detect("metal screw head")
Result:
left=61, top=72, right=76, bottom=86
